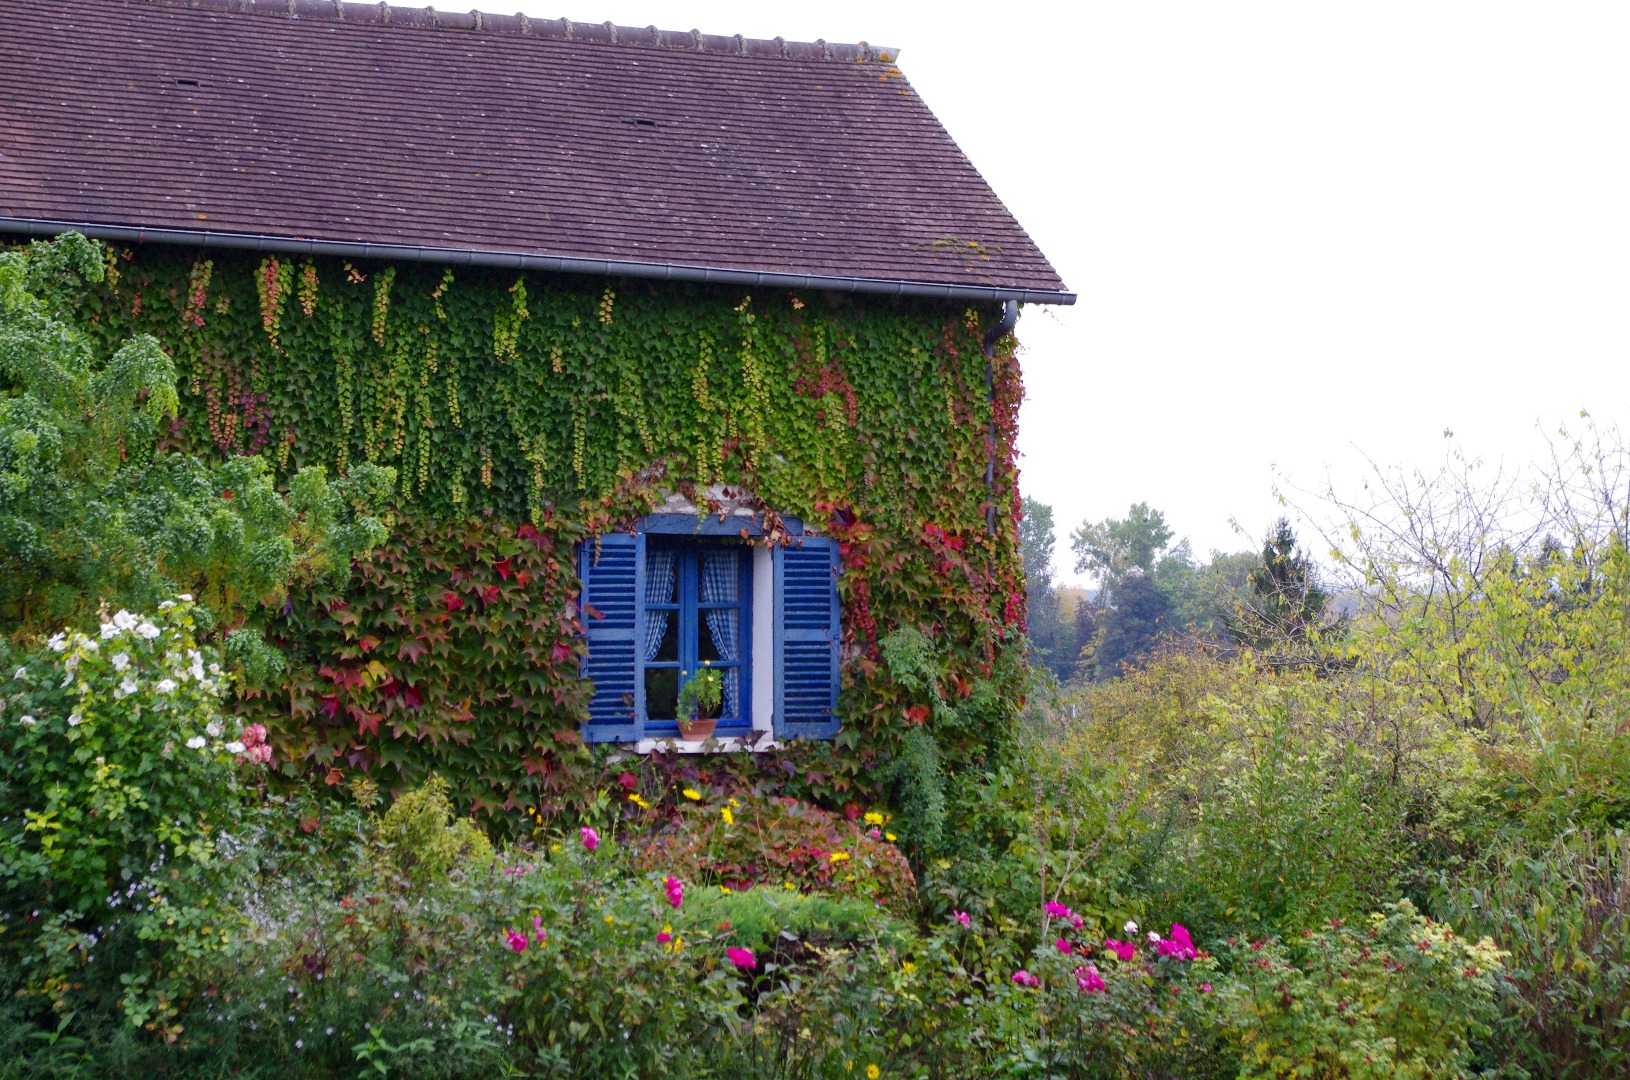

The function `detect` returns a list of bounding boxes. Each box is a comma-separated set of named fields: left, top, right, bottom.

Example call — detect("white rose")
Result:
left=19, top=715, right=36, bottom=726
left=135, top=622, right=161, bottom=640
left=100, top=622, right=120, bottom=639
left=1147, top=931, right=1161, bottom=944
left=13, top=667, right=25, bottom=679
left=113, top=610, right=138, bottom=631
left=206, top=720, right=224, bottom=738
left=178, top=593, right=193, bottom=602
left=47, top=633, right=67, bottom=652
left=208, top=663, right=221, bottom=676
left=82, top=639, right=99, bottom=652
left=224, top=741, right=245, bottom=754
left=155, top=679, right=177, bottom=694
left=120, top=677, right=138, bottom=696
left=158, top=600, right=174, bottom=611
left=111, top=653, right=130, bottom=671
left=186, top=736, right=207, bottom=750
left=67, top=711, right=82, bottom=727
left=1124, top=921, right=1139, bottom=935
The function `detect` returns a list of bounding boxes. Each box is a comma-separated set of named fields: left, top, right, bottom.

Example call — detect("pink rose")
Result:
left=726, top=946, right=756, bottom=971
left=504, top=929, right=527, bottom=954
left=581, top=826, right=600, bottom=851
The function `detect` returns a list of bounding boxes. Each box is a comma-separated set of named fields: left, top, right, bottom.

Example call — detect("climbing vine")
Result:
left=75, top=246, right=1028, bottom=819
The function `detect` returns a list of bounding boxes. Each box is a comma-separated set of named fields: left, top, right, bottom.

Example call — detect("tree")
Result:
left=1088, top=574, right=1171, bottom=681
left=1019, top=497, right=1070, bottom=679
left=0, top=232, right=394, bottom=671
left=1225, top=518, right=1340, bottom=654
left=1071, top=502, right=1174, bottom=600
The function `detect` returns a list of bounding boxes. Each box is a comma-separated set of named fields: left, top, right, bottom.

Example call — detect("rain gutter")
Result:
left=980, top=299, right=1020, bottom=535
left=0, top=218, right=1078, bottom=306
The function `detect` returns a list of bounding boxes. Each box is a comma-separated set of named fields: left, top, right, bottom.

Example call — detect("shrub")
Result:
left=375, top=774, right=491, bottom=884
left=0, top=599, right=265, bottom=1034
left=630, top=793, right=917, bottom=915
left=1216, top=901, right=1506, bottom=1078
left=1443, top=830, right=1630, bottom=1078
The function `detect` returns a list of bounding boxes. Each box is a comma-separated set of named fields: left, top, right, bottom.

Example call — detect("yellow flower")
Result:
left=784, top=881, right=796, bottom=891
left=901, top=961, right=916, bottom=974
left=682, top=788, right=702, bottom=801
left=628, top=793, right=650, bottom=809
left=885, top=833, right=896, bottom=842
left=720, top=885, right=732, bottom=894
left=550, top=843, right=562, bottom=853
left=863, top=811, right=884, bottom=826
left=728, top=797, right=740, bottom=807
left=867, top=1066, right=881, bottom=1079
left=604, top=914, right=614, bottom=925
left=829, top=851, right=850, bottom=863
left=721, top=807, right=735, bottom=825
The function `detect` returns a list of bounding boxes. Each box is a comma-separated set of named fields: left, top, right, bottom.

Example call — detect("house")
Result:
left=0, top=0, right=1070, bottom=804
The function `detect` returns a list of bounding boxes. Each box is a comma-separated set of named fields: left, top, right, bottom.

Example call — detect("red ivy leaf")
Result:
left=551, top=641, right=574, bottom=664
left=494, top=558, right=514, bottom=581
left=356, top=712, right=381, bottom=736
left=480, top=584, right=500, bottom=604
left=442, top=590, right=464, bottom=613
left=320, top=695, right=341, bottom=719
left=357, top=635, right=381, bottom=653
left=398, top=640, right=429, bottom=663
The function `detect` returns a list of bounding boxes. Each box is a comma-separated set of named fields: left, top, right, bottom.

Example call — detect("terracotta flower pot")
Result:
left=677, top=717, right=718, bottom=741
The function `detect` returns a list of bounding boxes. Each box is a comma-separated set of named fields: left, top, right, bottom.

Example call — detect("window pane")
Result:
left=698, top=548, right=739, bottom=604
left=645, top=667, right=677, bottom=720
left=644, top=547, right=677, bottom=605
left=650, top=612, right=679, bottom=663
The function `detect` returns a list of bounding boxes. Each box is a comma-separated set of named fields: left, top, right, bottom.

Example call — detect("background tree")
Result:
left=1224, top=517, right=1341, bottom=656
left=1019, top=497, right=1072, bottom=680
left=1070, top=501, right=1173, bottom=600
left=1087, top=573, right=1171, bottom=681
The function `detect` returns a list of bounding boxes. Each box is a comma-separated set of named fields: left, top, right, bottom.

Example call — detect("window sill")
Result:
left=627, top=734, right=782, bottom=755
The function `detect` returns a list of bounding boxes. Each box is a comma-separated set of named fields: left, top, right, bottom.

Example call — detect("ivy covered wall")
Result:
left=77, top=246, right=1027, bottom=818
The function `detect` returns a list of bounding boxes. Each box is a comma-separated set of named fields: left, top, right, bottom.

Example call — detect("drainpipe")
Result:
left=981, top=300, right=1019, bottom=535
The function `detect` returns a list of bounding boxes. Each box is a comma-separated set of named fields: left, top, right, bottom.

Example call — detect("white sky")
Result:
left=509, top=1, right=1630, bottom=585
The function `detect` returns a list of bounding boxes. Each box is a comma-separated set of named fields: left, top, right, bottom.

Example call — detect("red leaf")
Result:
left=480, top=584, right=500, bottom=604
left=516, top=570, right=533, bottom=588
left=904, top=704, right=931, bottom=725
left=398, top=640, right=429, bottom=663
left=403, top=685, right=423, bottom=709
left=442, top=590, right=464, bottom=613
left=494, top=558, right=514, bottom=581
left=616, top=771, right=638, bottom=790
left=357, top=712, right=380, bottom=736
left=357, top=635, right=381, bottom=653
left=551, top=641, right=574, bottom=663
left=320, top=695, right=341, bottom=719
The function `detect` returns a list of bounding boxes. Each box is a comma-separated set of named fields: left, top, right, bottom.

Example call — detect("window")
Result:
left=641, top=540, right=752, bottom=739
left=577, top=521, right=839, bottom=746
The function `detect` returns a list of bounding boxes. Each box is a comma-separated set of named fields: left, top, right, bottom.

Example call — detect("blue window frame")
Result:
left=578, top=522, right=840, bottom=745
left=640, top=539, right=752, bottom=739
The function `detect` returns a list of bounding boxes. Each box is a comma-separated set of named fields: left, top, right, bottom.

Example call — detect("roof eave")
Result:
left=0, top=218, right=1077, bottom=306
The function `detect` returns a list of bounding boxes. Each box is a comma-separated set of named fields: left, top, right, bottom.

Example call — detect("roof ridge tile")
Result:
left=164, top=0, right=897, bottom=61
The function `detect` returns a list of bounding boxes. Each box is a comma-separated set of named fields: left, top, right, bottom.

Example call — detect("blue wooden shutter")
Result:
left=578, top=533, right=643, bottom=743
left=773, top=535, right=841, bottom=740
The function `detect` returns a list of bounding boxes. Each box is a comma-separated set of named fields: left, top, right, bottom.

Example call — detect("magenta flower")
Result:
left=1070, top=913, right=1084, bottom=930
left=664, top=875, right=684, bottom=909
left=726, top=946, right=757, bottom=971
left=1011, top=969, right=1040, bottom=988
left=869, top=827, right=882, bottom=840
left=1044, top=901, right=1073, bottom=920
left=504, top=929, right=528, bottom=953
left=1104, top=938, right=1137, bottom=962
left=953, top=910, right=972, bottom=928
left=1075, top=964, right=1106, bottom=993
left=580, top=826, right=600, bottom=851
left=1155, top=923, right=1198, bottom=961
left=656, top=931, right=673, bottom=944
left=1055, top=938, right=1073, bottom=954
left=1200, top=983, right=1214, bottom=993
left=533, top=916, right=547, bottom=944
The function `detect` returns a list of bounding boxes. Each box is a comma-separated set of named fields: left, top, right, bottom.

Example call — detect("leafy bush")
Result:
left=0, top=600, right=264, bottom=1033
left=1443, top=830, right=1630, bottom=1078
left=1216, top=901, right=1506, bottom=1078
left=375, top=774, right=491, bottom=884
left=631, top=793, right=917, bottom=915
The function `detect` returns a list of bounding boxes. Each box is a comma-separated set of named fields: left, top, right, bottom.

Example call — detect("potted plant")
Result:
left=675, top=665, right=723, bottom=740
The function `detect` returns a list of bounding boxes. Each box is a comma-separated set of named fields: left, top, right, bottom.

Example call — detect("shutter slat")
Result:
left=579, top=533, right=642, bottom=743
left=773, top=536, right=841, bottom=740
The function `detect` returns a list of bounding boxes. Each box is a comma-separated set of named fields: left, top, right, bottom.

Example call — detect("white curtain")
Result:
left=699, top=549, right=740, bottom=719
left=643, top=549, right=676, bottom=663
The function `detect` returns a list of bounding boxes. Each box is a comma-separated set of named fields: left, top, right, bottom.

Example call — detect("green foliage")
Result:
left=376, top=775, right=492, bottom=884
left=631, top=793, right=918, bottom=915
left=1070, top=501, right=1174, bottom=597
left=1225, top=516, right=1344, bottom=658
left=71, top=241, right=1029, bottom=816
left=1217, top=902, right=1507, bottom=1078
left=0, top=600, right=262, bottom=1034
left=1442, top=830, right=1630, bottom=1077
left=1087, top=573, right=1172, bottom=681
left=676, top=665, right=723, bottom=721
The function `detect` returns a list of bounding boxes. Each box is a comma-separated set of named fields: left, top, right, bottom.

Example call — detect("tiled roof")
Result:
left=0, top=0, right=1073, bottom=303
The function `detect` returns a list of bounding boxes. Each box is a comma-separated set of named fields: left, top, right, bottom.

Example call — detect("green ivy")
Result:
left=76, top=246, right=1029, bottom=822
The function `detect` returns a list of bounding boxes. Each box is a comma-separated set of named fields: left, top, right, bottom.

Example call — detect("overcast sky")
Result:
left=509, top=1, right=1630, bottom=585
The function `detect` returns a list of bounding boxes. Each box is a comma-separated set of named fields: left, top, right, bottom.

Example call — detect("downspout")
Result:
left=981, top=300, right=1019, bottom=535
